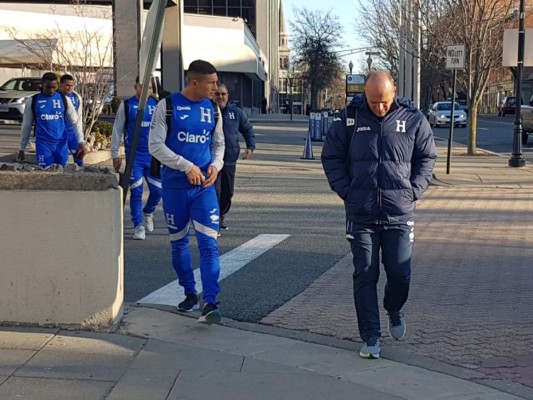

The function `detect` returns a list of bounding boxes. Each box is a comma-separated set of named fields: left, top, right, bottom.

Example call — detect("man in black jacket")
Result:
left=322, top=71, right=437, bottom=360
left=214, top=84, right=256, bottom=231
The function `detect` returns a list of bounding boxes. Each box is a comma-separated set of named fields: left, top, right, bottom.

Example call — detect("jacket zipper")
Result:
left=378, top=120, right=383, bottom=223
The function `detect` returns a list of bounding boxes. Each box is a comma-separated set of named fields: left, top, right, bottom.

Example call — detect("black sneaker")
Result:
left=177, top=293, right=199, bottom=312
left=198, top=302, right=222, bottom=324
left=220, top=223, right=229, bottom=230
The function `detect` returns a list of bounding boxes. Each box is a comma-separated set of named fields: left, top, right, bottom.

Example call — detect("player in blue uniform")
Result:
left=18, top=72, right=86, bottom=168
left=111, top=78, right=162, bottom=240
left=60, top=74, right=84, bottom=167
left=149, top=60, right=225, bottom=324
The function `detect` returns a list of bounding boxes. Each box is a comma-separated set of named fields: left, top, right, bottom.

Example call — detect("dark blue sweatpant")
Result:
left=347, top=221, right=414, bottom=342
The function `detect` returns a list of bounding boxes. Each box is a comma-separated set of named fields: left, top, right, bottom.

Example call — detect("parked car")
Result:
left=427, top=101, right=468, bottom=128
left=0, top=77, right=42, bottom=121
left=498, top=96, right=517, bottom=116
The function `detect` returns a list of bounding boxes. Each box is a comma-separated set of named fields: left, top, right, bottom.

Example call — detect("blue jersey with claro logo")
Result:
left=162, top=92, right=216, bottom=189
left=33, top=92, right=67, bottom=142
left=125, top=96, right=158, bottom=155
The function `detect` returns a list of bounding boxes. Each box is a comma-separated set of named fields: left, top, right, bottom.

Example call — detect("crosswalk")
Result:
left=137, top=234, right=290, bottom=307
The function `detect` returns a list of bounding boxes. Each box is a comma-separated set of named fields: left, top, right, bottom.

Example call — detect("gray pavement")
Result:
left=2, top=115, right=533, bottom=399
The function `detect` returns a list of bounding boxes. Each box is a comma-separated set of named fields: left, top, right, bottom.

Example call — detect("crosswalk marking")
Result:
left=137, top=234, right=290, bottom=307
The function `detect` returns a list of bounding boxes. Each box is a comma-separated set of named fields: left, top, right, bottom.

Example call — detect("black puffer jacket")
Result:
left=321, top=94, right=437, bottom=224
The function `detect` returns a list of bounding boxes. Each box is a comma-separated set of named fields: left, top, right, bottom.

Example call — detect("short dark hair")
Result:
left=186, top=60, right=217, bottom=79
left=42, top=72, right=58, bottom=82
left=60, top=74, right=74, bottom=83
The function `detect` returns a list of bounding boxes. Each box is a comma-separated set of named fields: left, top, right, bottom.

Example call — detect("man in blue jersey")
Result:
left=111, top=78, right=161, bottom=240
left=17, top=72, right=86, bottom=169
left=213, top=83, right=255, bottom=232
left=149, top=60, right=225, bottom=324
left=322, top=71, right=437, bottom=359
left=59, top=74, right=84, bottom=167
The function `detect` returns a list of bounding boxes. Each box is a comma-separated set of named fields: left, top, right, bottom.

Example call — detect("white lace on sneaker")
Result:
left=144, top=213, right=154, bottom=232
left=133, top=225, right=146, bottom=240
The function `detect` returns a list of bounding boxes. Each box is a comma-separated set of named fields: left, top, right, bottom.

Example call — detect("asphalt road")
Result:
left=123, top=121, right=349, bottom=323
left=430, top=114, right=533, bottom=163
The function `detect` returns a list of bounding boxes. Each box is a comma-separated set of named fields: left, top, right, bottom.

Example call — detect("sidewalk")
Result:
left=2, top=130, right=533, bottom=399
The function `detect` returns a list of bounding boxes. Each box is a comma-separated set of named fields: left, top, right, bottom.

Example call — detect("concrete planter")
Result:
left=0, top=170, right=123, bottom=329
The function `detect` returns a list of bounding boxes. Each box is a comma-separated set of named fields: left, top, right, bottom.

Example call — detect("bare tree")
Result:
left=355, top=0, right=401, bottom=79
left=289, top=8, right=343, bottom=110
left=416, top=0, right=515, bottom=154
left=356, top=0, right=515, bottom=155
left=5, top=0, right=114, bottom=142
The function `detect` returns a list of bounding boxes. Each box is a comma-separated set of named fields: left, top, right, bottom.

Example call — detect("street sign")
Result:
left=346, top=74, right=365, bottom=96
left=446, top=45, right=465, bottom=70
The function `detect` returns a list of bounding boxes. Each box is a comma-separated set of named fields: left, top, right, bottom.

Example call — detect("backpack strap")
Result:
left=30, top=93, right=40, bottom=122
left=59, top=91, right=68, bottom=114
left=123, top=98, right=129, bottom=133
left=345, top=104, right=358, bottom=157
left=211, top=99, right=219, bottom=125
left=165, top=96, right=172, bottom=139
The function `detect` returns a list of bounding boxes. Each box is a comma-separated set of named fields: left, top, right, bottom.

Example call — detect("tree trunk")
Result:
left=467, top=102, right=478, bottom=155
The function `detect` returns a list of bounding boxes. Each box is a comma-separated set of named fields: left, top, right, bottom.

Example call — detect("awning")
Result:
left=182, top=41, right=266, bottom=81
left=0, top=39, right=56, bottom=67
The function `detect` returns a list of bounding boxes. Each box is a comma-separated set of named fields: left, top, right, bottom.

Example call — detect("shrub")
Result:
left=91, top=120, right=113, bottom=137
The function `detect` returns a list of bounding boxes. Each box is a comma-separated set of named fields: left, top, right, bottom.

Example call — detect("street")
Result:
left=431, top=114, right=533, bottom=163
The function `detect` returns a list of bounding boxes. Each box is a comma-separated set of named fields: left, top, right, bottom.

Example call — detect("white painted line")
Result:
left=478, top=127, right=488, bottom=131
left=137, top=234, right=290, bottom=306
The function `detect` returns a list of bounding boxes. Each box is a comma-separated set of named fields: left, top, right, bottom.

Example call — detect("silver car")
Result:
left=427, top=101, right=468, bottom=128
left=0, top=77, right=42, bottom=122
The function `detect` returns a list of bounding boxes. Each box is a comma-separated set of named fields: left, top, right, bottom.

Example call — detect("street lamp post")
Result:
left=509, top=0, right=526, bottom=167
left=365, top=51, right=380, bottom=72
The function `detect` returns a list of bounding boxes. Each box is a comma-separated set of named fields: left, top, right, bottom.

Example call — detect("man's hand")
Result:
left=187, top=165, right=205, bottom=186
left=112, top=157, right=122, bottom=172
left=242, top=149, right=253, bottom=160
left=203, top=165, right=218, bottom=187
left=16, top=150, right=25, bottom=162
left=75, top=143, right=87, bottom=160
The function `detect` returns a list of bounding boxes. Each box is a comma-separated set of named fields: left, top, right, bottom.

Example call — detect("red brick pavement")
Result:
left=261, top=186, right=533, bottom=388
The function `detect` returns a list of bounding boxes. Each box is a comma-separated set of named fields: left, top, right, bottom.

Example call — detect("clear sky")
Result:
left=283, top=0, right=370, bottom=72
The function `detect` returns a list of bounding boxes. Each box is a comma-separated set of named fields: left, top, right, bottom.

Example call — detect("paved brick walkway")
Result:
left=262, top=186, right=533, bottom=388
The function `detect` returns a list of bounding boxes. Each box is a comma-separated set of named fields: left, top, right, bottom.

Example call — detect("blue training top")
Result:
left=33, top=92, right=68, bottom=142
left=124, top=96, right=158, bottom=155
left=162, top=92, right=217, bottom=189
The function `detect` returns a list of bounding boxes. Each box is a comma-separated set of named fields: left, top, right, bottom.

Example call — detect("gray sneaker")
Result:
left=388, top=312, right=406, bottom=340
left=359, top=337, right=380, bottom=359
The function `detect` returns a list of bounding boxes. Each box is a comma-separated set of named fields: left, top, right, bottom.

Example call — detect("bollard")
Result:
left=322, top=111, right=330, bottom=137
left=313, top=111, right=322, bottom=141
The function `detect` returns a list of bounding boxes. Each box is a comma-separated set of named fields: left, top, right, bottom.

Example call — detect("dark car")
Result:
left=498, top=96, right=516, bottom=116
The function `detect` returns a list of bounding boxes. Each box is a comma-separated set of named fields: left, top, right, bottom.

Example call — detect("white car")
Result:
left=427, top=101, right=467, bottom=128
left=0, top=77, right=41, bottom=122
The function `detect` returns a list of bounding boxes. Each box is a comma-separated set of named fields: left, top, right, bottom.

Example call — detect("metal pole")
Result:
left=508, top=0, right=526, bottom=168
left=398, top=0, right=405, bottom=97
left=446, top=69, right=457, bottom=174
